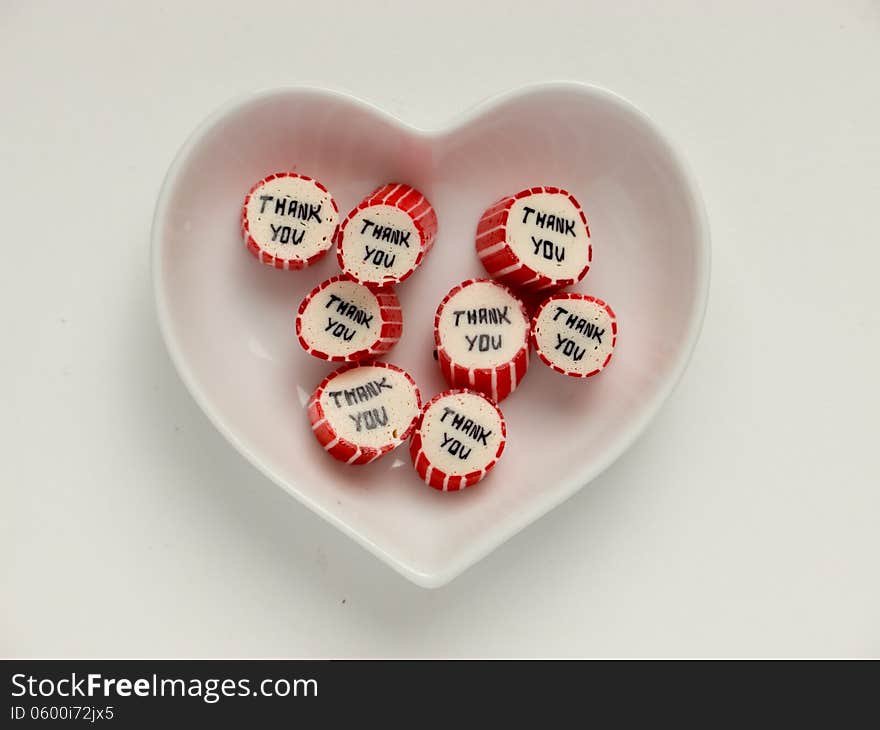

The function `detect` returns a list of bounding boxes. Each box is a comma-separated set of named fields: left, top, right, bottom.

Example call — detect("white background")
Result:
left=2, top=1, right=878, bottom=657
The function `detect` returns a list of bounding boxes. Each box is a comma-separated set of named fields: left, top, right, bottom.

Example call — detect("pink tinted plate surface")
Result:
left=152, top=83, right=710, bottom=587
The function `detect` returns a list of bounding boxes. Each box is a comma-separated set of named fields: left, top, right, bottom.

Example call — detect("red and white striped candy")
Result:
left=308, top=362, right=421, bottom=465
left=296, top=274, right=403, bottom=362
left=476, top=186, right=591, bottom=293
left=242, top=171, right=339, bottom=270
left=336, top=183, right=438, bottom=286
left=434, top=279, right=530, bottom=403
left=409, top=389, right=507, bottom=492
left=531, top=293, right=618, bottom=378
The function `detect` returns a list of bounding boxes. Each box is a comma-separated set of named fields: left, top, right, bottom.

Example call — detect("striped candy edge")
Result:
left=530, top=293, right=618, bottom=378
left=335, top=182, right=438, bottom=286
left=409, top=389, right=508, bottom=492
left=241, top=171, right=340, bottom=270
left=308, top=361, right=422, bottom=466
left=295, top=274, right=403, bottom=362
left=433, top=278, right=531, bottom=403
left=475, top=186, right=592, bottom=293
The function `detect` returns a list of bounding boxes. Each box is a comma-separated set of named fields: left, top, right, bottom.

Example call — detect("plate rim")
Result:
left=151, top=81, right=711, bottom=588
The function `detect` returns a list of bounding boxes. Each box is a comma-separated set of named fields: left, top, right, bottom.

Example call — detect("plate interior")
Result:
left=153, top=85, right=708, bottom=586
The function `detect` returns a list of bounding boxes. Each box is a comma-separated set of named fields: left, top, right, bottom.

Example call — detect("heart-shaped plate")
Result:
left=152, top=83, right=710, bottom=587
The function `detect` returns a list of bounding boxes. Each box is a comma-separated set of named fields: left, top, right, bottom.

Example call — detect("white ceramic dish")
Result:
left=152, top=83, right=710, bottom=588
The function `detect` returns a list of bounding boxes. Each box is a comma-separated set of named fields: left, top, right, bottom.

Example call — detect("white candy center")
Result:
left=246, top=177, right=337, bottom=260
left=340, top=205, right=420, bottom=282
left=418, top=392, right=503, bottom=476
left=437, top=281, right=527, bottom=369
left=507, top=193, right=589, bottom=281
left=300, top=280, right=382, bottom=358
left=533, top=299, right=614, bottom=374
left=319, top=367, right=419, bottom=448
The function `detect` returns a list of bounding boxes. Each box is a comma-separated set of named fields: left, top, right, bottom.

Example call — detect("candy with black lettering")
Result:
left=336, top=183, right=437, bottom=286
left=410, top=389, right=507, bottom=491
left=308, top=363, right=421, bottom=465
left=434, top=279, right=530, bottom=402
left=296, top=275, right=402, bottom=362
left=531, top=293, right=617, bottom=377
left=242, top=172, right=339, bottom=269
left=476, top=186, right=591, bottom=293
